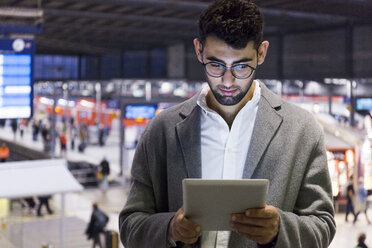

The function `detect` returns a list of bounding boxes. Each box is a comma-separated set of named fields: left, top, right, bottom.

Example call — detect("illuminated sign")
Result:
left=125, top=105, right=157, bottom=119
left=356, top=98, right=372, bottom=111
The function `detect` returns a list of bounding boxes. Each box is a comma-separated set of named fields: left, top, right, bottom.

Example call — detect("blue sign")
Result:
left=107, top=99, right=120, bottom=109
left=356, top=98, right=372, bottom=111
left=0, top=38, right=34, bottom=119
left=125, top=105, right=157, bottom=119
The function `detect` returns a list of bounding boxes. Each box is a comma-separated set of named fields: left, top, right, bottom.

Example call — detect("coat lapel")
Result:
left=242, top=82, right=283, bottom=179
left=174, top=82, right=283, bottom=180
left=176, top=99, right=202, bottom=179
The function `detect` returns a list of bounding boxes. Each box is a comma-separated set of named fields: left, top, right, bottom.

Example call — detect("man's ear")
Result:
left=193, top=38, right=203, bottom=63
left=257, top=41, right=269, bottom=65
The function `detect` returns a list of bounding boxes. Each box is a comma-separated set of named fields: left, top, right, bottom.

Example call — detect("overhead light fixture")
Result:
left=0, top=7, right=43, bottom=18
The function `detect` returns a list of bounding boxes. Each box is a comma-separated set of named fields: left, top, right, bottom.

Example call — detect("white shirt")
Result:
left=196, top=81, right=261, bottom=248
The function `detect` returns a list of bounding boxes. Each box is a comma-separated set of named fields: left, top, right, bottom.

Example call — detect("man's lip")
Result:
left=220, top=88, right=237, bottom=96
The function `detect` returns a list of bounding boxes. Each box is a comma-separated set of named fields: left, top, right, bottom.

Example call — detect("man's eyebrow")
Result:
left=206, top=56, right=254, bottom=64
left=233, top=58, right=254, bottom=64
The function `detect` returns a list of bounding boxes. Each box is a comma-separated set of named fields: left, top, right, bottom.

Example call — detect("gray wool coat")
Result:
left=119, top=81, right=336, bottom=248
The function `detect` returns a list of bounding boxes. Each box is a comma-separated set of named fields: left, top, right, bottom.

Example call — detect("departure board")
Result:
left=0, top=38, right=34, bottom=118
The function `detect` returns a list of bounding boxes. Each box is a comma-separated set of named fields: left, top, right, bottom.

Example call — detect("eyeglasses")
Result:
left=202, top=61, right=256, bottom=79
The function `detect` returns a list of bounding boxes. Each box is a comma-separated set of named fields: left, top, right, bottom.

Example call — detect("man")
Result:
left=345, top=175, right=356, bottom=222
left=119, top=0, right=336, bottom=247
left=86, top=203, right=109, bottom=248
left=353, top=178, right=370, bottom=224
left=37, top=195, right=53, bottom=217
left=355, top=232, right=368, bottom=248
left=99, top=157, right=110, bottom=191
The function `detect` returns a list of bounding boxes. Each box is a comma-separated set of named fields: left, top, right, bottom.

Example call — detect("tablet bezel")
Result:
left=182, top=178, right=269, bottom=231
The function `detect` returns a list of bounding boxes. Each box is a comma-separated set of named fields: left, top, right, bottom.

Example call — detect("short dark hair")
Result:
left=198, top=0, right=264, bottom=50
left=358, top=232, right=366, bottom=243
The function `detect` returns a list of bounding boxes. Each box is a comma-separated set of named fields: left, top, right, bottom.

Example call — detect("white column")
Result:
left=60, top=193, right=66, bottom=248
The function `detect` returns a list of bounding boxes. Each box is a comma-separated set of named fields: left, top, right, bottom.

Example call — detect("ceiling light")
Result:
left=0, top=7, right=43, bottom=18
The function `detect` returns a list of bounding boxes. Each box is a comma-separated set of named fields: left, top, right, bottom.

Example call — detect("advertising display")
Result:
left=125, top=104, right=157, bottom=119
left=356, top=98, right=372, bottom=111
left=327, top=149, right=355, bottom=198
left=0, top=38, right=34, bottom=119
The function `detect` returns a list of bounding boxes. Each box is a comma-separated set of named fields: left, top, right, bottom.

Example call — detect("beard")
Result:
left=207, top=73, right=255, bottom=106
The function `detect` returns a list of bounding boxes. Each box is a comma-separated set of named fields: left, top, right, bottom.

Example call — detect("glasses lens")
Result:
left=232, top=64, right=253, bottom=79
left=205, top=62, right=225, bottom=77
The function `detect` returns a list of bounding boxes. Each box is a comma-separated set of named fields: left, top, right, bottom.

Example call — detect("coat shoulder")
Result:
left=146, top=96, right=198, bottom=129
left=280, top=100, right=323, bottom=136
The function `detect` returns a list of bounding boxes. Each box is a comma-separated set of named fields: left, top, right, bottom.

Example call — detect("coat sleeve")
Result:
left=85, top=214, right=94, bottom=239
left=274, top=133, right=336, bottom=248
left=118, top=129, right=175, bottom=248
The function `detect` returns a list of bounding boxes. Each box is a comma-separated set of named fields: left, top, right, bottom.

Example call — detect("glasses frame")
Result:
left=202, top=61, right=256, bottom=79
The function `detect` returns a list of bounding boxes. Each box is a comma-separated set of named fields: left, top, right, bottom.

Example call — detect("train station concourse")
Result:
left=1, top=0, right=372, bottom=247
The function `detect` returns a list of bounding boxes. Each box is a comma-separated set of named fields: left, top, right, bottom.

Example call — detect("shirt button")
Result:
left=227, top=148, right=232, bottom=153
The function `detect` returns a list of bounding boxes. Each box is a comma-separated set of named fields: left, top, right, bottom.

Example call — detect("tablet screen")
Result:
left=183, top=179, right=269, bottom=230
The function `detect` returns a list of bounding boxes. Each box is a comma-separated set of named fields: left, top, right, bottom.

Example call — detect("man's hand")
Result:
left=230, top=205, right=279, bottom=245
left=169, top=207, right=202, bottom=244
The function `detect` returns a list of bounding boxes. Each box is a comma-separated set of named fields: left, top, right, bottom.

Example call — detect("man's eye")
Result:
left=210, top=63, right=224, bottom=69
left=234, top=64, right=249, bottom=70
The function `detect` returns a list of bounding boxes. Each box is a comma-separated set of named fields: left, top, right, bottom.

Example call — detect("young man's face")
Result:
left=194, top=36, right=269, bottom=106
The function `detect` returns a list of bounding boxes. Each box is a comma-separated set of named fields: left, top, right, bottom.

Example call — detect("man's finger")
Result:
left=230, top=222, right=267, bottom=235
left=176, top=225, right=200, bottom=239
left=173, top=224, right=201, bottom=244
left=244, top=207, right=277, bottom=218
left=231, top=214, right=275, bottom=226
left=177, top=213, right=201, bottom=235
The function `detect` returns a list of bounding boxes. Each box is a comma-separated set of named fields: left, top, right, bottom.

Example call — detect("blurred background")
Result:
left=0, top=0, right=372, bottom=247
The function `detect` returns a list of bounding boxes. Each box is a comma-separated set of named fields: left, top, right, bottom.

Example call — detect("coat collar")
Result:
left=175, top=81, right=284, bottom=179
left=176, top=93, right=202, bottom=178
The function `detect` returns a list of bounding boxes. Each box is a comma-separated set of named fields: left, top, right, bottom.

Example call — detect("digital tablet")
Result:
left=183, top=179, right=269, bottom=231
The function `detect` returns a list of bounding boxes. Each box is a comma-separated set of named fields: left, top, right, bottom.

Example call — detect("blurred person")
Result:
left=354, top=178, right=371, bottom=224
left=62, top=117, right=67, bottom=134
left=346, top=175, right=357, bottom=222
left=69, top=118, right=77, bottom=150
left=355, top=232, right=368, bottom=248
left=85, top=203, right=109, bottom=248
left=32, top=119, right=40, bottom=141
left=99, top=157, right=110, bottom=192
left=23, top=197, right=36, bottom=215
left=19, top=119, right=27, bottom=138
left=119, top=0, right=335, bottom=247
left=98, top=123, right=105, bottom=146
left=104, top=124, right=110, bottom=143
left=41, top=123, right=51, bottom=153
left=11, top=119, right=17, bottom=140
left=59, top=132, right=67, bottom=157
left=0, top=119, right=6, bottom=128
left=0, top=142, right=9, bottom=162
left=78, top=124, right=88, bottom=153
left=37, top=195, right=53, bottom=217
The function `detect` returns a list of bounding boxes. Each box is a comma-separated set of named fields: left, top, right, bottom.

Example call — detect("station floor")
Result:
left=0, top=125, right=371, bottom=247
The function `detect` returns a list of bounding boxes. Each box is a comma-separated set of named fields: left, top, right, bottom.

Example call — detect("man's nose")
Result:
left=221, top=68, right=234, bottom=88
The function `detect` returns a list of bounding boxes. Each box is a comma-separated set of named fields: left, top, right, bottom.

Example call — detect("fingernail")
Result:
left=231, top=215, right=236, bottom=221
left=245, top=210, right=250, bottom=216
left=196, top=226, right=201, bottom=232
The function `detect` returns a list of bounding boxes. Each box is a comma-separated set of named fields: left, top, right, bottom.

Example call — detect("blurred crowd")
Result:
left=0, top=117, right=111, bottom=157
